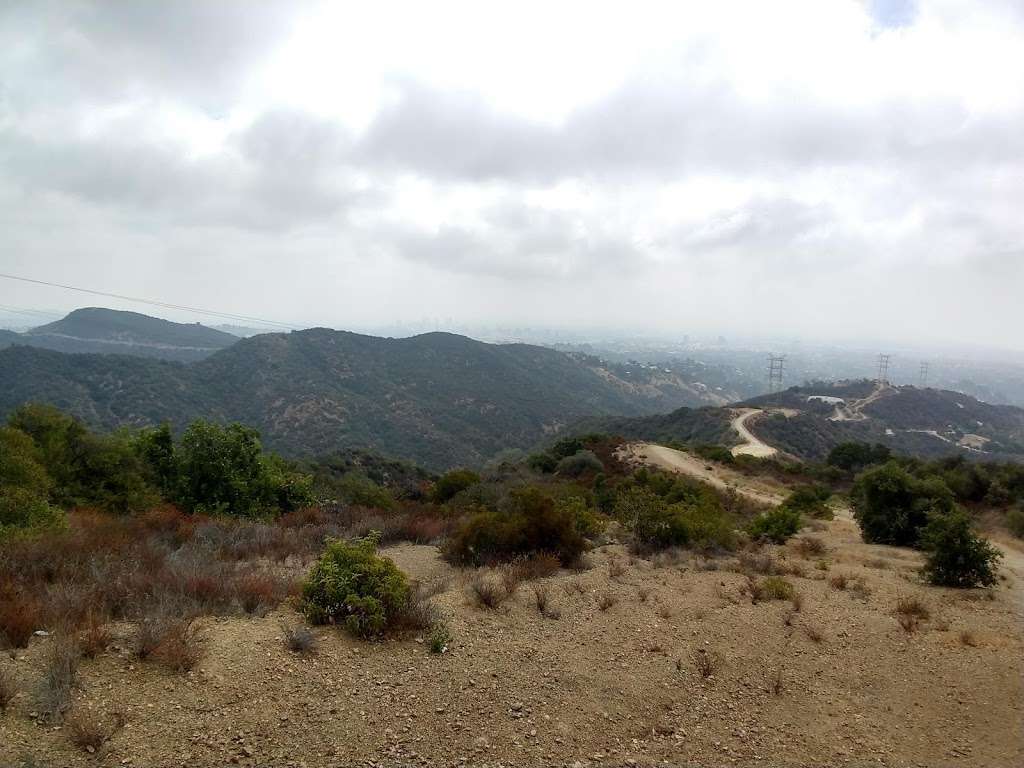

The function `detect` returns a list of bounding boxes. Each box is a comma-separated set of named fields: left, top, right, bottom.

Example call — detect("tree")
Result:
left=920, top=510, right=1001, bottom=588
left=430, top=469, right=480, bottom=503
left=852, top=462, right=954, bottom=547
left=827, top=442, right=890, bottom=472
left=0, top=426, right=63, bottom=535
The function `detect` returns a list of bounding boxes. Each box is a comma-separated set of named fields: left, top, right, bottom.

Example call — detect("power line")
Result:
left=767, top=354, right=786, bottom=393
left=877, top=354, right=890, bottom=385
left=0, top=272, right=299, bottom=330
left=919, top=362, right=929, bottom=388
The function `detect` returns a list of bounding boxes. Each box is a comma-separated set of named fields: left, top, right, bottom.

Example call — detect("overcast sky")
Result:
left=1, top=0, right=1022, bottom=349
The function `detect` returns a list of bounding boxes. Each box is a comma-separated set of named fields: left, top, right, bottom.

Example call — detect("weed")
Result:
left=637, top=586, right=652, bottom=603
left=865, top=558, right=889, bottom=570
left=428, top=622, right=452, bottom=654
left=692, top=648, right=722, bottom=679
left=607, top=555, right=626, bottom=579
left=766, top=665, right=784, bottom=695
left=596, top=591, right=618, bottom=611
left=562, top=580, right=585, bottom=596
left=79, top=613, right=110, bottom=659
left=35, top=638, right=79, bottom=723
left=468, top=571, right=509, bottom=610
left=896, top=596, right=930, bottom=620
left=65, top=708, right=124, bottom=753
left=141, top=618, right=204, bottom=672
left=789, top=592, right=804, bottom=612
left=829, top=574, right=849, bottom=590
left=959, top=630, right=977, bottom=647
left=532, top=584, right=560, bottom=618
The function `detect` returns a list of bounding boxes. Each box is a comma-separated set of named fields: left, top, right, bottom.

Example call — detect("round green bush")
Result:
left=300, top=533, right=409, bottom=638
left=920, top=510, right=1001, bottom=588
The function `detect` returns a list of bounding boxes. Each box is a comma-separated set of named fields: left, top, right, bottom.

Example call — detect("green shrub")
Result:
left=526, top=452, right=558, bottom=474
left=333, top=473, right=395, bottom=509
left=616, top=486, right=735, bottom=553
left=300, top=534, right=410, bottom=638
left=444, top=486, right=585, bottom=566
left=752, top=576, right=795, bottom=602
left=693, top=444, right=735, bottom=464
left=920, top=511, right=1001, bottom=588
left=827, top=442, right=891, bottom=472
left=428, top=622, right=452, bottom=654
left=852, top=462, right=954, bottom=547
left=431, top=469, right=481, bottom=503
left=0, top=486, right=65, bottom=537
left=747, top=506, right=802, bottom=544
left=783, top=485, right=833, bottom=519
left=556, top=496, right=607, bottom=538
left=555, top=450, right=603, bottom=477
left=1006, top=508, right=1024, bottom=539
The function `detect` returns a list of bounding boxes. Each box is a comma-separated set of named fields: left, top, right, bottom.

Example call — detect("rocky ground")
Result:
left=2, top=502, right=1022, bottom=767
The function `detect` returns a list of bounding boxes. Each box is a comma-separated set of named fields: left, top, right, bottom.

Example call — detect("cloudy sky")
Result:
left=1, top=0, right=1022, bottom=348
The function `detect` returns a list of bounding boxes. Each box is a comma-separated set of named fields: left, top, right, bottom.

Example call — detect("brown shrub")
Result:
left=0, top=584, right=42, bottom=649
left=0, top=665, right=18, bottom=713
left=794, top=536, right=827, bottom=558
left=637, top=586, right=652, bottom=603
left=468, top=571, right=509, bottom=610
left=596, top=591, right=618, bottom=611
left=65, top=708, right=124, bottom=753
left=150, top=619, right=204, bottom=672
left=736, top=551, right=779, bottom=576
left=79, top=613, right=111, bottom=659
left=232, top=573, right=281, bottom=616
left=766, top=665, right=784, bottom=696
left=692, top=648, right=723, bottom=679
left=607, top=555, right=626, bottom=579
left=532, top=584, right=560, bottom=618
left=895, top=596, right=930, bottom=620
left=562, top=580, right=586, bottom=596
left=829, top=573, right=849, bottom=591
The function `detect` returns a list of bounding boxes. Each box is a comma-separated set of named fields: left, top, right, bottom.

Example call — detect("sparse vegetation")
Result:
left=281, top=622, right=318, bottom=654
left=692, top=648, right=723, bottom=679
left=596, top=591, right=618, bottom=611
left=751, top=576, right=795, bottom=603
left=469, top=570, right=510, bottom=610
left=794, top=535, right=827, bottom=558
left=35, top=638, right=79, bottom=723
left=895, top=596, right=930, bottom=633
left=65, top=708, right=124, bottom=753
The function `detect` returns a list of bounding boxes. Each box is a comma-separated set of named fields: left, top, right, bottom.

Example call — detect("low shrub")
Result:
left=747, top=506, right=801, bottom=544
left=35, top=638, right=79, bottom=723
left=79, top=613, right=110, bottom=659
left=428, top=622, right=452, bottom=654
left=0, top=584, right=42, bottom=649
left=782, top=485, right=833, bottom=519
left=895, top=596, right=930, bottom=633
left=149, top=618, right=204, bottom=672
left=300, top=534, right=409, bottom=638
left=920, top=510, right=1001, bottom=588
left=829, top=573, right=849, bottom=591
left=555, top=450, right=604, bottom=477
left=596, top=591, right=617, bottom=611
left=431, top=469, right=481, bottom=503
left=468, top=570, right=509, bottom=610
left=65, top=708, right=124, bottom=753
left=793, top=536, right=827, bottom=558
left=444, top=487, right=585, bottom=566
left=751, top=576, right=795, bottom=603
left=692, top=648, right=722, bottom=678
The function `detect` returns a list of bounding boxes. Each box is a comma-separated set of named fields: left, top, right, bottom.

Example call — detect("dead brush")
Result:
left=765, top=665, right=784, bottom=696
left=0, top=585, right=42, bottom=649
left=136, top=617, right=204, bottom=672
left=829, top=573, right=850, bottom=591
left=499, top=563, right=524, bottom=596
left=469, top=571, right=510, bottom=610
left=607, top=555, right=626, bottom=580
left=65, top=708, right=125, bottom=753
left=0, top=665, right=18, bottom=713
left=736, top=551, right=779, bottom=576
left=959, top=630, right=977, bottom=647
left=35, top=637, right=80, bottom=723
left=895, top=596, right=930, bottom=634
left=692, top=648, right=723, bottom=679
left=79, top=613, right=111, bottom=659
left=280, top=622, right=318, bottom=654
left=396, top=585, right=442, bottom=631
left=596, top=591, right=618, bottom=611
left=532, top=584, right=560, bottom=619
left=802, top=623, right=825, bottom=643
left=562, top=579, right=586, bottom=596
left=794, top=536, right=827, bottom=558
left=637, top=586, right=652, bottom=603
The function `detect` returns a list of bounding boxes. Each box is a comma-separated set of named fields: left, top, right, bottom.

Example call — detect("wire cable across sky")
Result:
left=0, top=273, right=300, bottom=330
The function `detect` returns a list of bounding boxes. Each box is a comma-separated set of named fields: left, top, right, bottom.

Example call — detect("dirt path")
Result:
left=729, top=408, right=777, bottom=458
left=621, top=442, right=786, bottom=506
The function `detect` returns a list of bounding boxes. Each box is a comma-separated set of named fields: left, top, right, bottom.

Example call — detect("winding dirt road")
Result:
left=728, top=408, right=777, bottom=458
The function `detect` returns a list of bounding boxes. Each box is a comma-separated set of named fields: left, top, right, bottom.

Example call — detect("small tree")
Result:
left=747, top=506, right=802, bottom=544
left=852, top=462, right=954, bottom=547
left=920, top=510, right=1001, bottom=588
left=300, top=534, right=410, bottom=638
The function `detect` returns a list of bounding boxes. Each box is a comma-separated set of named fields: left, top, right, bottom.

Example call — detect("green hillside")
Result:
left=0, top=329, right=694, bottom=469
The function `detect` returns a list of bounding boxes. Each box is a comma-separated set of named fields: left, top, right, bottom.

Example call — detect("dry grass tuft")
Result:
left=35, top=638, right=80, bottom=723
left=79, top=613, right=111, bottom=659
left=794, top=536, right=827, bottom=558
left=65, top=708, right=124, bottom=753
left=766, top=665, right=784, bottom=695
left=829, top=573, right=849, bottom=590
left=136, top=617, right=204, bottom=672
left=469, top=571, right=510, bottom=610
left=895, top=596, right=930, bottom=628
left=532, top=584, right=560, bottom=619
left=562, top=579, right=586, bottom=596
left=803, top=623, right=825, bottom=643
left=959, top=630, right=977, bottom=647
left=692, top=647, right=723, bottom=679
left=0, top=587, right=42, bottom=649
left=596, top=591, right=618, bottom=611
left=607, top=555, right=626, bottom=579
left=637, top=586, right=652, bottom=603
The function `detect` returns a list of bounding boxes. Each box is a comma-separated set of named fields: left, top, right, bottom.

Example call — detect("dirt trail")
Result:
left=621, top=442, right=786, bottom=506
left=729, top=408, right=777, bottom=458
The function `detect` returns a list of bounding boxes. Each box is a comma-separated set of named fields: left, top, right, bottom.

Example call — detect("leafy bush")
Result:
left=782, top=485, right=832, bottom=519
left=526, top=452, right=558, bottom=474
left=444, top=486, right=585, bottom=566
left=919, top=510, right=1001, bottom=588
left=555, top=496, right=607, bottom=538
left=827, top=442, right=891, bottom=472
left=0, top=487, right=65, bottom=538
left=300, top=534, right=410, bottom=638
left=430, top=469, right=481, bottom=503
left=175, top=421, right=313, bottom=517
left=747, top=506, right=802, bottom=544
left=751, top=576, right=795, bottom=602
left=332, top=473, right=395, bottom=509
left=852, top=462, right=954, bottom=547
left=555, top=450, right=604, bottom=477
left=693, top=444, right=735, bottom=464
left=616, top=486, right=735, bottom=553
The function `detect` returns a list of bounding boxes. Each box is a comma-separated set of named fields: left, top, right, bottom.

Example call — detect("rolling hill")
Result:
left=0, top=307, right=239, bottom=361
left=0, top=327, right=706, bottom=469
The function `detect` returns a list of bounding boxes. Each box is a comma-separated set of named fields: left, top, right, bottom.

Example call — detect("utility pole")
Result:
left=877, top=354, right=890, bottom=386
left=919, top=362, right=929, bottom=388
left=767, top=354, right=786, bottom=393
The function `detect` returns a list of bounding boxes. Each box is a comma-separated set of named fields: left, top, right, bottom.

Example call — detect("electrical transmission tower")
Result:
left=767, top=354, right=786, bottom=393
left=876, top=354, right=890, bottom=386
left=919, top=362, right=929, bottom=388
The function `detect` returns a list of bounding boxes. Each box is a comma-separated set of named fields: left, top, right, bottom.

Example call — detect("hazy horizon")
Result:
left=3, top=1, right=1023, bottom=351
